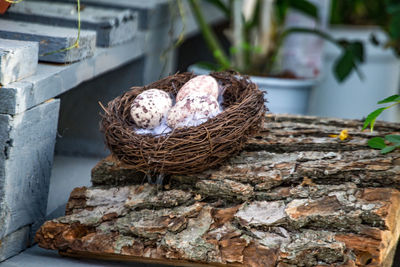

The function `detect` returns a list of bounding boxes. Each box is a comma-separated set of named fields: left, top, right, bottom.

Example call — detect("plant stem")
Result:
left=232, top=0, right=244, bottom=70
left=188, top=0, right=231, bottom=69
left=40, top=0, right=81, bottom=57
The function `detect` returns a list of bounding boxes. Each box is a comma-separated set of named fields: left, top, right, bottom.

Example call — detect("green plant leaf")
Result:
left=350, top=41, right=365, bottom=62
left=370, top=33, right=380, bottom=46
left=333, top=40, right=365, bottom=82
left=381, top=145, right=397, bottom=154
left=385, top=134, right=400, bottom=144
left=333, top=50, right=355, bottom=82
left=288, top=0, right=319, bottom=20
left=229, top=46, right=239, bottom=55
left=389, top=14, right=400, bottom=39
left=275, top=0, right=289, bottom=25
left=387, top=3, right=400, bottom=14
left=245, top=0, right=261, bottom=30
left=368, top=137, right=386, bottom=149
left=377, top=94, right=400, bottom=104
left=362, top=107, right=386, bottom=131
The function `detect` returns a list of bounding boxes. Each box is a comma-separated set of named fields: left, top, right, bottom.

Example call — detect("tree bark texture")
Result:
left=36, top=114, right=400, bottom=267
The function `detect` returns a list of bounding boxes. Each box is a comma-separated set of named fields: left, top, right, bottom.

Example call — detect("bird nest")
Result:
left=101, top=71, right=266, bottom=175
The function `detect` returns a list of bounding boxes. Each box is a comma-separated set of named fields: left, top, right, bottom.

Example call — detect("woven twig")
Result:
left=101, top=71, right=266, bottom=175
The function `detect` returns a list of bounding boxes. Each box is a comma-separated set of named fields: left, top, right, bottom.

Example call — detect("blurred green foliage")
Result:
left=363, top=94, right=400, bottom=154
left=330, top=0, right=400, bottom=57
left=189, top=0, right=364, bottom=82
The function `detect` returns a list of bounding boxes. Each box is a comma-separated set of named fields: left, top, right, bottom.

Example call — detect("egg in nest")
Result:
left=130, top=89, right=173, bottom=129
left=176, top=75, right=219, bottom=102
left=167, top=94, right=221, bottom=128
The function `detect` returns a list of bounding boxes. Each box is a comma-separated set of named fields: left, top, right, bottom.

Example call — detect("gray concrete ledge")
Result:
left=0, top=39, right=38, bottom=85
left=0, top=19, right=96, bottom=63
left=2, top=245, right=160, bottom=267
left=37, top=0, right=170, bottom=30
left=5, top=1, right=139, bottom=47
left=0, top=33, right=145, bottom=115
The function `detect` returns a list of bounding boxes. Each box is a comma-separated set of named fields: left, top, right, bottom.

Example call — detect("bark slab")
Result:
left=36, top=114, right=400, bottom=266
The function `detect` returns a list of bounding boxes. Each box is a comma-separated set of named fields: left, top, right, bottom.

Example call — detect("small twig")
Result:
left=40, top=0, right=81, bottom=57
left=98, top=101, right=110, bottom=115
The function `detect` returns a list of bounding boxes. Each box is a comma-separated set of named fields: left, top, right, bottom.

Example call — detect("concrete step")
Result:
left=0, top=19, right=96, bottom=63
left=35, top=0, right=170, bottom=30
left=0, top=99, right=60, bottom=261
left=1, top=245, right=160, bottom=267
left=0, top=34, right=145, bottom=115
left=4, top=1, right=138, bottom=47
left=0, top=39, right=38, bottom=85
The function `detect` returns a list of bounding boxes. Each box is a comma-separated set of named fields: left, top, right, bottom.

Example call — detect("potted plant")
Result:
left=187, top=0, right=363, bottom=114
left=309, top=0, right=400, bottom=122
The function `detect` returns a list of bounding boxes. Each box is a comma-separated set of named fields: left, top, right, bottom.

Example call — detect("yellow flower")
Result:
left=329, top=129, right=349, bottom=141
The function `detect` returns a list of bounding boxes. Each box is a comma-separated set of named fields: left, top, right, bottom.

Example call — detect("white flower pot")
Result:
left=309, top=26, right=400, bottom=122
left=188, top=65, right=317, bottom=115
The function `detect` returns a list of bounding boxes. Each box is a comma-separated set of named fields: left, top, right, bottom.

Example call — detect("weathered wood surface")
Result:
left=0, top=99, right=60, bottom=261
left=0, top=38, right=38, bottom=85
left=0, top=19, right=96, bottom=63
left=5, top=1, right=138, bottom=47
left=36, top=114, right=400, bottom=266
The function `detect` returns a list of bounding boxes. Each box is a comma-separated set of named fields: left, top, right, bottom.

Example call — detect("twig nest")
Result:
left=167, top=94, right=220, bottom=128
left=101, top=72, right=266, bottom=175
left=130, top=89, right=172, bottom=129
left=176, top=75, right=219, bottom=102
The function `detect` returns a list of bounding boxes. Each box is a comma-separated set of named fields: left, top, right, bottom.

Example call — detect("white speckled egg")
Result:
left=130, top=89, right=173, bottom=129
left=167, top=94, right=221, bottom=128
left=176, top=75, right=219, bottom=102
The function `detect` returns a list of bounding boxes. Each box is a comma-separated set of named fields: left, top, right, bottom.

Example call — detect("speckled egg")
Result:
left=167, top=94, right=221, bottom=128
left=176, top=75, right=219, bottom=102
left=130, top=89, right=173, bottom=129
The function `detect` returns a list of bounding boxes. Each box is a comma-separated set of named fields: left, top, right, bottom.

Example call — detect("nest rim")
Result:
left=101, top=71, right=266, bottom=175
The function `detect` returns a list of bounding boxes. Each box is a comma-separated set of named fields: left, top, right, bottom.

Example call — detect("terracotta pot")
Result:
left=0, top=0, right=11, bottom=14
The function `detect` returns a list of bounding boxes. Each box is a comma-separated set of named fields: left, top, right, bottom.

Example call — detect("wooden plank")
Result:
left=4, top=1, right=139, bottom=47
left=0, top=99, right=60, bottom=260
left=0, top=19, right=96, bottom=63
left=0, top=39, right=38, bottom=85
left=91, top=114, right=400, bottom=188
left=35, top=114, right=400, bottom=267
left=37, top=0, right=170, bottom=30
left=0, top=33, right=145, bottom=115
left=37, top=185, right=400, bottom=267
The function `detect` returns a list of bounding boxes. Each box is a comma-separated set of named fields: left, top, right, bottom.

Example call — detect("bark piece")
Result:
left=36, top=114, right=400, bottom=266
left=91, top=155, right=145, bottom=186
left=36, top=185, right=400, bottom=267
